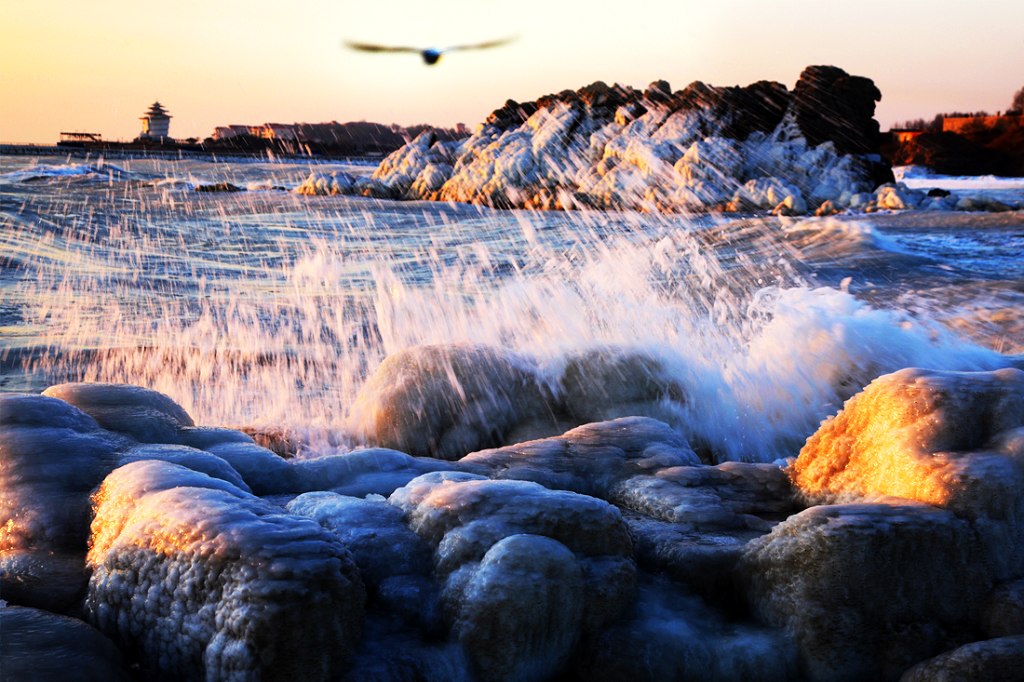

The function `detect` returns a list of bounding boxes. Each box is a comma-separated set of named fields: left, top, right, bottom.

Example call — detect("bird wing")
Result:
left=444, top=36, right=516, bottom=52
left=344, top=41, right=423, bottom=54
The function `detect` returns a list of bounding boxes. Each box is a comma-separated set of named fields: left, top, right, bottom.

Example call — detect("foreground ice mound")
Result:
left=86, top=459, right=366, bottom=681
left=308, top=66, right=899, bottom=214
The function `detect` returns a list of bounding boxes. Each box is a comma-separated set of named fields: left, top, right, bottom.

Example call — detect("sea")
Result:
left=1, top=153, right=1022, bottom=462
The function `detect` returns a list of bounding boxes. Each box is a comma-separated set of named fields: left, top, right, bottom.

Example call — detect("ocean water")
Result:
left=2, top=154, right=1021, bottom=460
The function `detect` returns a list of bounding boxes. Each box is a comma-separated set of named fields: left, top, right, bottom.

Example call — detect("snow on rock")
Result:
left=324, top=67, right=902, bottom=214
left=899, top=636, right=1024, bottom=682
left=742, top=501, right=990, bottom=682
left=85, top=459, right=366, bottom=681
left=388, top=472, right=636, bottom=681
left=0, top=606, right=131, bottom=681
left=0, top=394, right=126, bottom=612
left=350, top=344, right=557, bottom=460
left=460, top=417, right=700, bottom=498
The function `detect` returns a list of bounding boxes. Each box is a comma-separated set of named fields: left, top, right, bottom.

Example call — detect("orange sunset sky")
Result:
left=3, top=0, right=1023, bottom=143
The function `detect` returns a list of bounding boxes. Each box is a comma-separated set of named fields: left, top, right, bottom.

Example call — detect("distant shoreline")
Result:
left=0, top=143, right=384, bottom=164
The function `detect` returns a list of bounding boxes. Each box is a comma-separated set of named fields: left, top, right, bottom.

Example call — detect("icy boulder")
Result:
left=350, top=344, right=556, bottom=460
left=346, top=66, right=893, bottom=214
left=0, top=394, right=126, bottom=612
left=85, top=459, right=366, bottom=681
left=556, top=347, right=689, bottom=426
left=742, top=502, right=990, bottom=682
left=576, top=576, right=799, bottom=682
left=389, top=472, right=636, bottom=681
left=460, top=417, right=700, bottom=497
left=293, top=170, right=358, bottom=196
left=900, top=636, right=1024, bottom=682
left=42, top=382, right=252, bottom=450
left=0, top=606, right=131, bottom=681
left=792, top=368, right=1024, bottom=561
left=117, top=443, right=250, bottom=491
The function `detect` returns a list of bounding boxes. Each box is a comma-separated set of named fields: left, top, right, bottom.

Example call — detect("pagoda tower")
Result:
left=139, top=101, right=172, bottom=141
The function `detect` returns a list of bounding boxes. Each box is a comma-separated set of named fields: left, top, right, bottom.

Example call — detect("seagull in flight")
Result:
left=344, top=37, right=515, bottom=65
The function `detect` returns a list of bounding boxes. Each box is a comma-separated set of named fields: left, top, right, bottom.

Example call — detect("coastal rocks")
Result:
left=460, top=417, right=700, bottom=497
left=86, top=459, right=366, bottom=681
left=349, top=344, right=556, bottom=460
left=742, top=502, right=989, bottom=682
left=389, top=472, right=636, bottom=681
left=0, top=394, right=125, bottom=612
left=792, top=367, right=1024, bottom=519
left=294, top=170, right=358, bottom=196
left=899, top=636, right=1024, bottom=682
left=315, top=66, right=900, bottom=215
left=0, top=606, right=131, bottom=681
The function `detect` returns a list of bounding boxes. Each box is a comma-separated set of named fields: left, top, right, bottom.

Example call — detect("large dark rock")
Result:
left=792, top=65, right=883, bottom=156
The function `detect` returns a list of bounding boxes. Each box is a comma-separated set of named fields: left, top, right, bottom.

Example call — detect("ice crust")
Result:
left=2, top=365, right=1023, bottom=680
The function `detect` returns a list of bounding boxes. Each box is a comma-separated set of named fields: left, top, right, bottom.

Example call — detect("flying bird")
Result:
left=344, top=37, right=515, bottom=65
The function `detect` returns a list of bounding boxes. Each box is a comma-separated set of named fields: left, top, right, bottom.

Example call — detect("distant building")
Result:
left=942, top=114, right=1024, bottom=134
left=139, top=101, right=172, bottom=141
left=890, top=129, right=923, bottom=144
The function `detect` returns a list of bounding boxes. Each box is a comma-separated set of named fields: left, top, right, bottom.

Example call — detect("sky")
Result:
left=3, top=0, right=1023, bottom=143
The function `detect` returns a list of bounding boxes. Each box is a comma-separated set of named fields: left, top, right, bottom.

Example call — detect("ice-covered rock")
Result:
left=0, top=394, right=126, bottom=611
left=899, top=636, right=1024, bottom=682
left=389, top=472, right=636, bottom=681
left=792, top=368, right=1024, bottom=575
left=294, top=170, right=358, bottom=196
left=613, top=461, right=800, bottom=597
left=350, top=344, right=556, bottom=460
left=982, top=578, right=1024, bottom=638
left=333, top=66, right=894, bottom=214
left=575, top=575, right=799, bottom=682
left=460, top=417, right=699, bottom=497
left=117, top=443, right=250, bottom=491
left=86, top=459, right=366, bottom=681
left=43, top=382, right=194, bottom=443
left=0, top=606, right=131, bottom=681
left=742, top=502, right=990, bottom=682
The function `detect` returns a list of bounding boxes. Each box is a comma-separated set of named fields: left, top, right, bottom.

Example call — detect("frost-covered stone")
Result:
left=118, top=443, right=250, bottom=491
left=792, top=368, right=1024, bottom=578
left=0, top=394, right=125, bottom=611
left=742, top=502, right=991, bottom=682
left=389, top=472, right=636, bottom=680
left=294, top=170, right=358, bottom=196
left=556, top=348, right=689, bottom=426
left=319, top=67, right=893, bottom=214
left=460, top=417, right=699, bottom=497
left=899, top=636, right=1024, bottom=682
left=43, top=382, right=194, bottom=444
left=86, top=460, right=365, bottom=681
left=576, top=576, right=799, bottom=682
left=292, top=448, right=456, bottom=497
left=350, top=344, right=556, bottom=460
left=0, top=606, right=130, bottom=681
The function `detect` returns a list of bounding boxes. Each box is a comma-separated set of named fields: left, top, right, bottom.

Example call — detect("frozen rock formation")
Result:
left=85, top=459, right=366, bottom=681
left=389, top=472, right=636, bottom=681
left=350, top=344, right=557, bottom=459
left=0, top=605, right=131, bottom=681
left=742, top=502, right=989, bottom=681
left=317, top=66, right=898, bottom=215
left=0, top=394, right=126, bottom=612
left=460, top=416, right=700, bottom=496
left=899, top=636, right=1024, bottom=682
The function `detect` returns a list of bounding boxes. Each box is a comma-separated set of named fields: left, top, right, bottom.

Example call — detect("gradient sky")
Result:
left=3, top=0, right=1023, bottom=143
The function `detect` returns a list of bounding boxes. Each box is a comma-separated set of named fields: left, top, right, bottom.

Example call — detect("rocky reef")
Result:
left=2, top=356, right=1024, bottom=681
left=297, top=65, right=908, bottom=215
